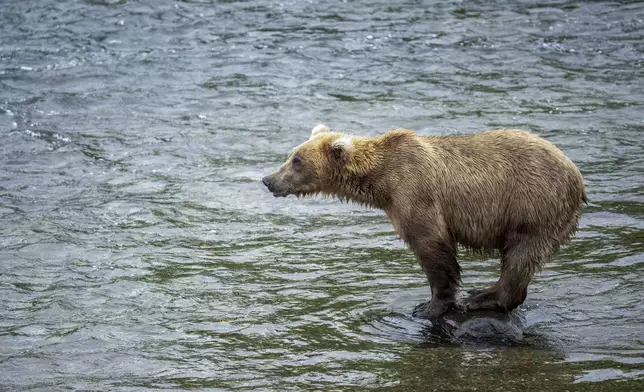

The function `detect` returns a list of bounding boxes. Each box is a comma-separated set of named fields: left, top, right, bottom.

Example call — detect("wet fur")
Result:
left=264, top=127, right=586, bottom=318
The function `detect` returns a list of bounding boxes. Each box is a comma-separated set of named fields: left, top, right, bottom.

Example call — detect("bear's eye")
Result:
left=292, top=156, right=302, bottom=166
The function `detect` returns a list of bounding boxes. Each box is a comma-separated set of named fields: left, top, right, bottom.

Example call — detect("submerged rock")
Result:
left=413, top=303, right=525, bottom=345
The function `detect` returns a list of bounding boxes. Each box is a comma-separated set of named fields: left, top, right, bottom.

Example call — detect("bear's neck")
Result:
left=329, top=171, right=387, bottom=209
left=327, top=138, right=390, bottom=209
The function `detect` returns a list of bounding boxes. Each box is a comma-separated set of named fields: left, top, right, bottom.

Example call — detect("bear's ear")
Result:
left=330, top=136, right=352, bottom=163
left=309, top=124, right=330, bottom=140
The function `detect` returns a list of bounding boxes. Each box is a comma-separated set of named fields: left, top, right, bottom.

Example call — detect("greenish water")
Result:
left=1, top=0, right=643, bottom=390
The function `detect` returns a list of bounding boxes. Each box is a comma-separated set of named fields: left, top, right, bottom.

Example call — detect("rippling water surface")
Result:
left=1, top=1, right=643, bottom=390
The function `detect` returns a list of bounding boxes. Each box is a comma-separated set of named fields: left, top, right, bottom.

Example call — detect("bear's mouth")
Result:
left=272, top=191, right=288, bottom=198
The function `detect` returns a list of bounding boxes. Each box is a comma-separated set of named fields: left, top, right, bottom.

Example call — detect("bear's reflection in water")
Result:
left=413, top=302, right=525, bottom=345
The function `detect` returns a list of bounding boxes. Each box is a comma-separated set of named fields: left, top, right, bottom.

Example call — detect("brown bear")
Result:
left=262, top=125, right=586, bottom=318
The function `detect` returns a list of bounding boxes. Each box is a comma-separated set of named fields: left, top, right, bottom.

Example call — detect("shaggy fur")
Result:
left=262, top=125, right=586, bottom=318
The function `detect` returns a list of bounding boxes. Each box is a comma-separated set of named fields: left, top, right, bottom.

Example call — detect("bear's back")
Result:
left=409, top=129, right=585, bottom=249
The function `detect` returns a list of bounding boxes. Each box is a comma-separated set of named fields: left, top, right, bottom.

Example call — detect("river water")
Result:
left=1, top=0, right=643, bottom=391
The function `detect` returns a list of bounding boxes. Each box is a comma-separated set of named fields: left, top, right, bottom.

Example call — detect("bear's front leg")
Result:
left=410, top=237, right=462, bottom=319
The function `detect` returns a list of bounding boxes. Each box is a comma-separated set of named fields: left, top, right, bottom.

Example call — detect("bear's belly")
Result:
left=453, top=224, right=506, bottom=251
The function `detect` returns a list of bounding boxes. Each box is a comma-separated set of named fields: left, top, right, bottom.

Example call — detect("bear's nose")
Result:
left=262, top=175, right=273, bottom=189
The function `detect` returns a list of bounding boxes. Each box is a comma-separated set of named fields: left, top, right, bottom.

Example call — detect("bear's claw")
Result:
left=466, top=287, right=489, bottom=296
left=461, top=289, right=502, bottom=312
left=412, top=299, right=455, bottom=319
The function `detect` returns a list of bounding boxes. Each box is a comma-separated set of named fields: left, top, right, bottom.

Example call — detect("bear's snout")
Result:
left=262, top=174, right=288, bottom=197
left=262, top=175, right=273, bottom=190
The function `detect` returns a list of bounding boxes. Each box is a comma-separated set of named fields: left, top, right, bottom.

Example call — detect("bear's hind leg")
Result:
left=464, top=233, right=553, bottom=312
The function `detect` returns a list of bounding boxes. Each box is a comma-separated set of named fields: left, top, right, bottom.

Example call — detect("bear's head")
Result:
left=262, top=124, right=355, bottom=198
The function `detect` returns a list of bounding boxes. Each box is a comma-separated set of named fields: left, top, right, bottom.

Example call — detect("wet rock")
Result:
left=413, top=302, right=525, bottom=345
